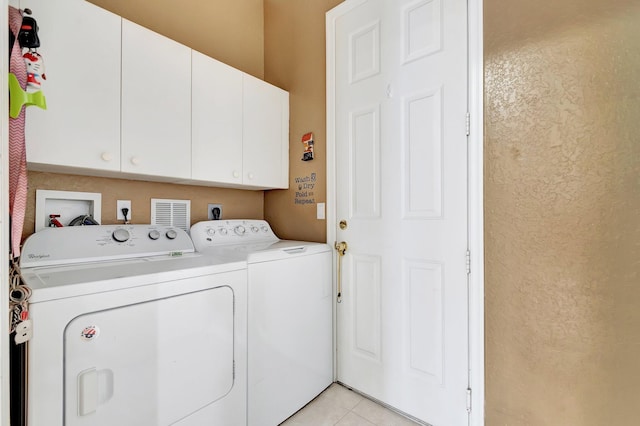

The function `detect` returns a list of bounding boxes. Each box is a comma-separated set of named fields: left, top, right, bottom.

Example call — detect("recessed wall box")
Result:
left=35, top=190, right=102, bottom=232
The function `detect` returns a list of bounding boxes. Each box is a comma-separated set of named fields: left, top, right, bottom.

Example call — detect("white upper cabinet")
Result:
left=25, top=0, right=121, bottom=172
left=243, top=74, right=289, bottom=189
left=191, top=51, right=243, bottom=185
left=121, top=19, right=191, bottom=179
left=23, top=4, right=288, bottom=189
left=192, top=53, right=289, bottom=189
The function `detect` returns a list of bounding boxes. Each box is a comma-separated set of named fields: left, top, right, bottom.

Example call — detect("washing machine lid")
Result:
left=191, top=219, right=331, bottom=262
left=19, top=225, right=246, bottom=303
left=21, top=254, right=246, bottom=303
left=240, top=240, right=330, bottom=263
left=192, top=240, right=330, bottom=263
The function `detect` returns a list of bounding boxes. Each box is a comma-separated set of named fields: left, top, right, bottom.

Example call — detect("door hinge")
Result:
left=465, top=250, right=471, bottom=275
left=465, top=112, right=470, bottom=136
left=466, top=388, right=472, bottom=413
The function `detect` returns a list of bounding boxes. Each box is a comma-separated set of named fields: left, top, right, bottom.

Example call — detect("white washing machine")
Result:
left=19, top=225, right=247, bottom=426
left=190, top=220, right=333, bottom=426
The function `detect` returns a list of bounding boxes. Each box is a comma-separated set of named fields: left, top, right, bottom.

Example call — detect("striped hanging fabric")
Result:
left=9, top=6, right=29, bottom=258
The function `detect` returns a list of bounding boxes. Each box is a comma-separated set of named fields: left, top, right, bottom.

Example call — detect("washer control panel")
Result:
left=20, top=225, right=194, bottom=268
left=190, top=220, right=279, bottom=249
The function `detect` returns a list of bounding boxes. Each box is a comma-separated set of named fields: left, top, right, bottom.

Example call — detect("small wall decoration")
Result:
left=294, top=173, right=317, bottom=205
left=301, top=132, right=314, bottom=161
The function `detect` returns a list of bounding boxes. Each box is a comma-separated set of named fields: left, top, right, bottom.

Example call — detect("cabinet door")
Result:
left=191, top=51, right=243, bottom=184
left=121, top=20, right=191, bottom=179
left=25, top=0, right=121, bottom=171
left=243, top=75, right=289, bottom=189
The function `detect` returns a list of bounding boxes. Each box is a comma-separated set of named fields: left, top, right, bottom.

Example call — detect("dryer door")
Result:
left=64, top=286, right=234, bottom=425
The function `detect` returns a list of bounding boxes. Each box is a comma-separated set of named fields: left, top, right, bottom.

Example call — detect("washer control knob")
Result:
left=234, top=225, right=246, bottom=236
left=207, top=228, right=216, bottom=237
left=250, top=225, right=259, bottom=233
left=219, top=228, right=228, bottom=236
left=112, top=228, right=130, bottom=243
left=261, top=225, right=269, bottom=233
left=148, top=230, right=161, bottom=240
left=166, top=229, right=178, bottom=240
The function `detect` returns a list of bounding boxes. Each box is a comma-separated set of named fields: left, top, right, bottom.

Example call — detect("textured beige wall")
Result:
left=485, top=0, right=640, bottom=424
left=263, top=0, right=343, bottom=242
left=88, top=0, right=264, bottom=78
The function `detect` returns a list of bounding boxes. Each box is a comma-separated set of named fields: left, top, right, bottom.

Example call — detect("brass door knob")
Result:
left=335, top=241, right=348, bottom=255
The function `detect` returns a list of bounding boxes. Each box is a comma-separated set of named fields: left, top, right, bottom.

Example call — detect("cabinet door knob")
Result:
left=233, top=171, right=240, bottom=178
left=247, top=173, right=254, bottom=180
left=130, top=157, right=140, bottom=166
left=101, top=152, right=113, bottom=162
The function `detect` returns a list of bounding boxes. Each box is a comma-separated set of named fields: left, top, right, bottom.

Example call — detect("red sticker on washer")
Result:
left=80, top=325, right=100, bottom=341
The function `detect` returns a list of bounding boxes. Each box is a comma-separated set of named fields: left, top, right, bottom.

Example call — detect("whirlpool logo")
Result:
left=27, top=253, right=50, bottom=259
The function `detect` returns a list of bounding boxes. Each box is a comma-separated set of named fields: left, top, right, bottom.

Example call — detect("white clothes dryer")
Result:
left=19, top=225, right=247, bottom=426
left=190, top=220, right=333, bottom=426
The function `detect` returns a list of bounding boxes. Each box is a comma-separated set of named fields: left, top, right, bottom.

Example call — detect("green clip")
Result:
left=9, top=73, right=47, bottom=118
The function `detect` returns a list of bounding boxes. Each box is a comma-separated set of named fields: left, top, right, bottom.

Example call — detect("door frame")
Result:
left=325, top=1, right=484, bottom=424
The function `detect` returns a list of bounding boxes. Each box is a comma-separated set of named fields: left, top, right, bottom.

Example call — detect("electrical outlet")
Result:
left=15, top=320, right=33, bottom=344
left=117, top=200, right=132, bottom=221
left=208, top=204, right=223, bottom=220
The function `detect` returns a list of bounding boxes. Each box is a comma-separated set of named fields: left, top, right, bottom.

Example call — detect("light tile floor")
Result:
left=280, top=383, right=420, bottom=426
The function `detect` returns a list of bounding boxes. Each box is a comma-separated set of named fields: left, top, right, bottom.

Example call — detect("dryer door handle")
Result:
left=77, top=368, right=115, bottom=416
left=78, top=368, right=98, bottom=416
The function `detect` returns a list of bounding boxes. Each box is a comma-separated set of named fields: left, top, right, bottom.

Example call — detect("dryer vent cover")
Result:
left=151, top=198, right=191, bottom=232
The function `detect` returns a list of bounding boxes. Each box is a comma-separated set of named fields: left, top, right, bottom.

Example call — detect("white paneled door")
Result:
left=331, top=0, right=469, bottom=424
